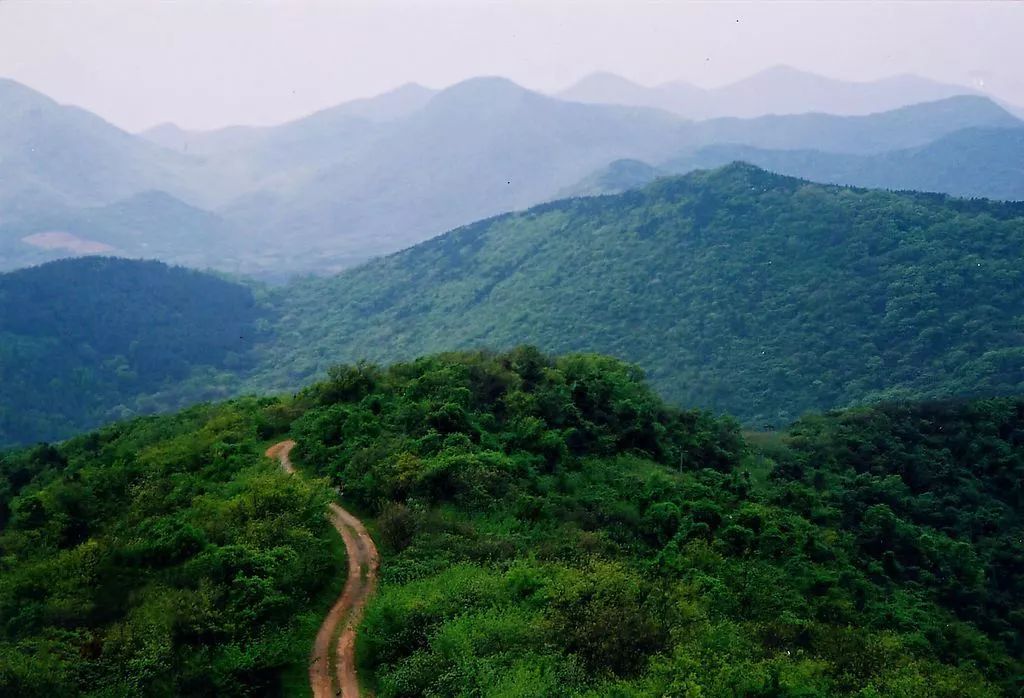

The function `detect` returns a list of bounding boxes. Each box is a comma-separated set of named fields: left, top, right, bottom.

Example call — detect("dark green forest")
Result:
left=2, top=164, right=1023, bottom=446
left=4, top=349, right=1021, bottom=695
left=0, top=257, right=263, bottom=446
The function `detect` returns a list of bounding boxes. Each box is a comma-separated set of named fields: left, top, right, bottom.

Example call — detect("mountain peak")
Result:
left=572, top=72, right=645, bottom=89
left=725, top=65, right=836, bottom=89
left=427, top=76, right=536, bottom=111
left=690, top=160, right=798, bottom=187
left=894, top=94, right=1016, bottom=121
left=440, top=76, right=530, bottom=96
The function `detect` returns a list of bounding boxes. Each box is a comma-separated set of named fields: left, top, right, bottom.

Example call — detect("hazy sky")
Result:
left=1, top=0, right=1022, bottom=132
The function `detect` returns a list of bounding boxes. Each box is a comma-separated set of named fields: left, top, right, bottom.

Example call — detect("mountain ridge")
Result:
left=568, top=125, right=1024, bottom=201
left=557, top=65, right=996, bottom=119
left=1, top=75, right=1020, bottom=277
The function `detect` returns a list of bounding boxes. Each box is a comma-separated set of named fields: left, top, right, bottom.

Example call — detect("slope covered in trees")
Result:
left=3, top=349, right=1021, bottom=695
left=263, top=164, right=1024, bottom=426
left=2, top=164, right=1023, bottom=446
left=311, top=353, right=1024, bottom=695
left=0, top=257, right=263, bottom=446
left=0, top=397, right=344, bottom=695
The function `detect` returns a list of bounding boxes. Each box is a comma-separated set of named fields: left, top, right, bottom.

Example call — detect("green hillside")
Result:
left=4, top=349, right=1021, bottom=695
left=262, top=163, right=1024, bottom=426
left=0, top=257, right=263, bottom=446
left=0, top=397, right=343, bottom=695
left=2, top=164, right=1023, bottom=446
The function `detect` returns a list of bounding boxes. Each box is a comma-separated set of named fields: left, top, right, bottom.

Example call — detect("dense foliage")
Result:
left=264, top=163, right=1024, bottom=426
left=289, top=349, right=1022, bottom=696
left=0, top=397, right=342, bottom=696
left=775, top=398, right=1024, bottom=666
left=2, top=348, right=1021, bottom=695
left=0, top=257, right=263, bottom=446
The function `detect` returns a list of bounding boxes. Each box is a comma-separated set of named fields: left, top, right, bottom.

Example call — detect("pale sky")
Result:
left=0, top=0, right=1022, bottom=132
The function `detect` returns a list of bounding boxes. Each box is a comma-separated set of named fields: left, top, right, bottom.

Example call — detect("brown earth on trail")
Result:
left=266, top=440, right=380, bottom=698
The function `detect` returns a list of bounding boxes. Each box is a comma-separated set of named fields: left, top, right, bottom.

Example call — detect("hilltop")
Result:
left=2, top=349, right=1022, bottom=694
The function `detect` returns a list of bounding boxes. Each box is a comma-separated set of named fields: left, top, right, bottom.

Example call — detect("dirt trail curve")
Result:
left=266, top=440, right=380, bottom=698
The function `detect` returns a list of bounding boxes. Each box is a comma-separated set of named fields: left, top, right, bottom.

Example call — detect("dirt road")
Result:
left=266, top=440, right=380, bottom=698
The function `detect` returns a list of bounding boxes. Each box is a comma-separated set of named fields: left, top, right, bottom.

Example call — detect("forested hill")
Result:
left=2, top=164, right=1023, bottom=445
left=4, top=349, right=1022, bottom=694
left=0, top=257, right=263, bottom=446
left=263, top=163, right=1024, bottom=425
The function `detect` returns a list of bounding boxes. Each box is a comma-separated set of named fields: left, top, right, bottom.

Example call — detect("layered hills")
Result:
left=571, top=126, right=1024, bottom=202
left=557, top=65, right=991, bottom=119
left=2, top=164, right=1022, bottom=445
left=2, top=74, right=1020, bottom=276
left=261, top=164, right=1024, bottom=426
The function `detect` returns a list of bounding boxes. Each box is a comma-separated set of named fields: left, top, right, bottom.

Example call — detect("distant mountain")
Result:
left=139, top=83, right=435, bottom=153
left=227, top=77, right=694, bottom=262
left=559, top=158, right=667, bottom=197
left=315, top=82, right=437, bottom=122
left=2, top=76, right=1019, bottom=275
left=571, top=126, right=1024, bottom=201
left=212, top=87, right=1017, bottom=269
left=558, top=65, right=987, bottom=119
left=0, top=78, right=187, bottom=210
left=685, top=95, right=1018, bottom=154
left=670, top=126, right=1024, bottom=201
left=0, top=257, right=262, bottom=445
left=136, top=122, right=264, bottom=157
left=558, top=71, right=706, bottom=115
left=261, top=164, right=1024, bottom=426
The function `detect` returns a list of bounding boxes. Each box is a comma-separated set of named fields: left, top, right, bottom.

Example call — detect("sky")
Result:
left=0, top=0, right=1022, bottom=132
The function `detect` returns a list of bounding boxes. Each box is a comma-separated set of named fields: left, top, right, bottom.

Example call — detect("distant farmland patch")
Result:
left=22, top=231, right=116, bottom=254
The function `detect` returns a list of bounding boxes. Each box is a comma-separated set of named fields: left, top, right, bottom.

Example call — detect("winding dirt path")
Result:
left=266, top=440, right=380, bottom=698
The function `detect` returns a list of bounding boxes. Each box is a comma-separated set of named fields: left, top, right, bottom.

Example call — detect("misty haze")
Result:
left=1, top=2, right=1023, bottom=697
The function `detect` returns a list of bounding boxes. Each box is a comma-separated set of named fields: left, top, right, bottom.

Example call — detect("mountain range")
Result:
left=1, top=71, right=1021, bottom=277
left=3, top=164, right=1022, bottom=445
left=557, top=65, right=1014, bottom=119
left=567, top=125, right=1024, bottom=201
